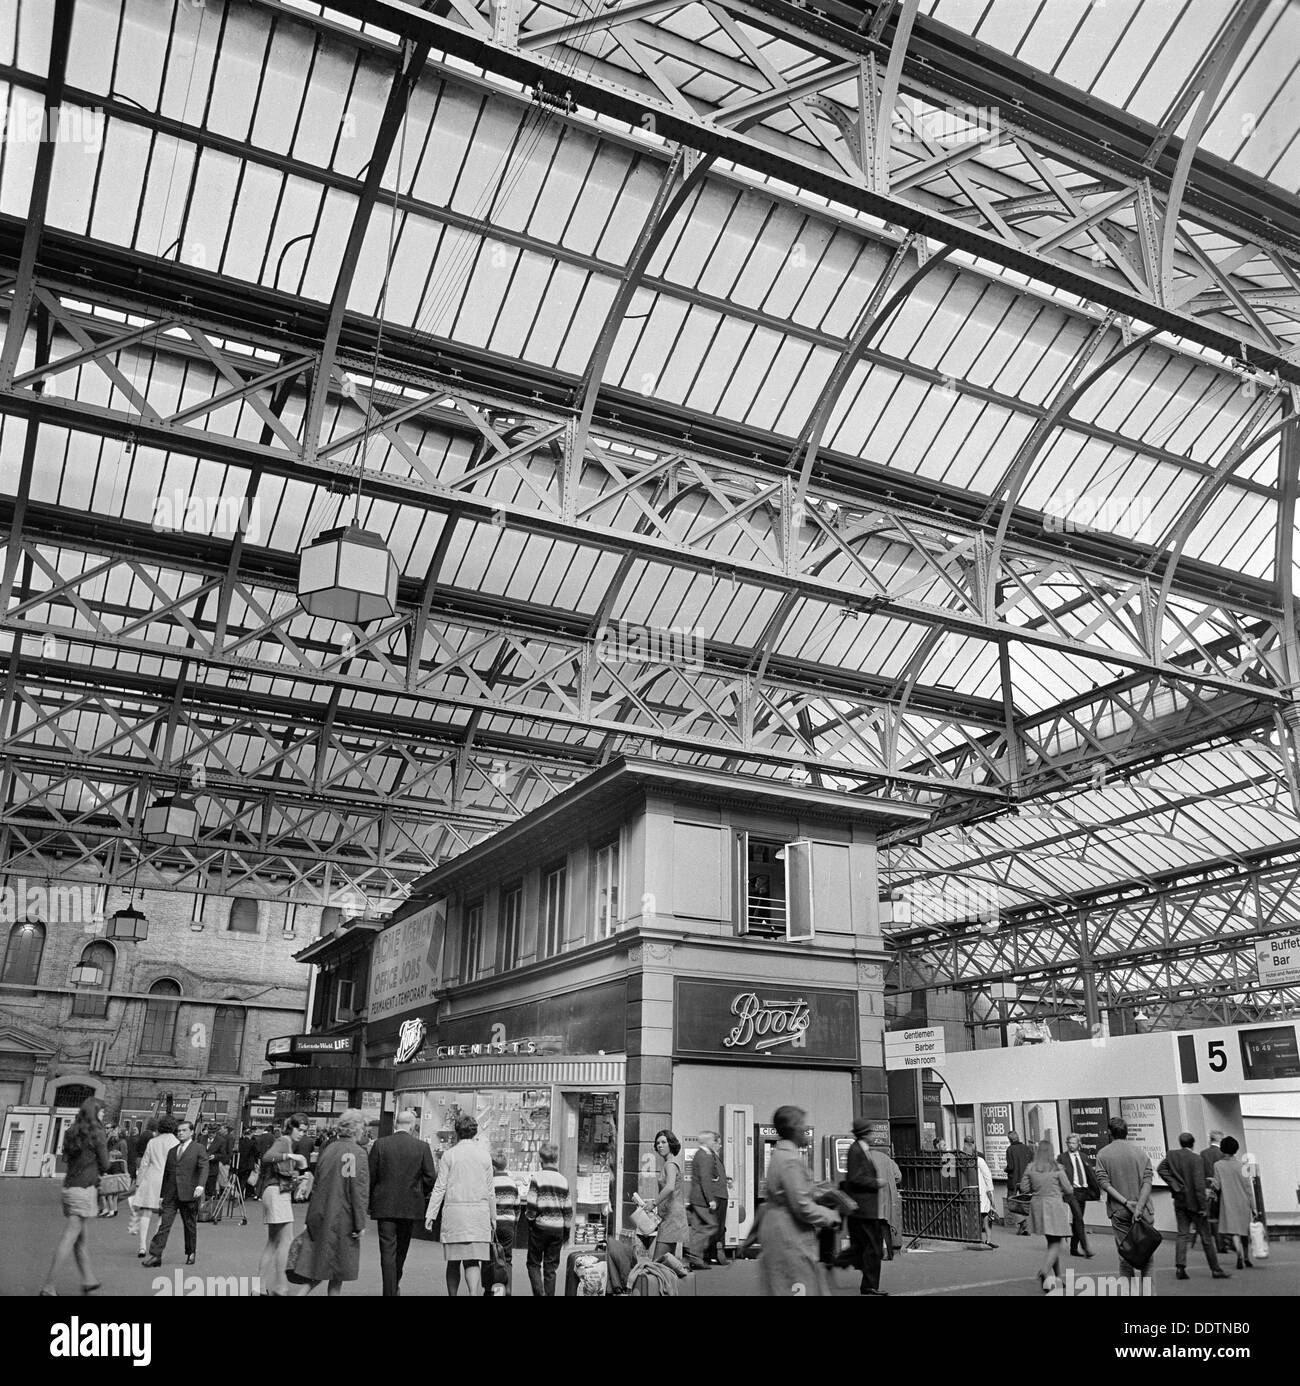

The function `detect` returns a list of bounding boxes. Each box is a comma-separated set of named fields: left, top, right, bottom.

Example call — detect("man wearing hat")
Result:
left=840, top=1118, right=897, bottom=1296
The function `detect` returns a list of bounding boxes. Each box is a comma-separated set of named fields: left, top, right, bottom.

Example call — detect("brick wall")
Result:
left=0, top=873, right=324, bottom=1118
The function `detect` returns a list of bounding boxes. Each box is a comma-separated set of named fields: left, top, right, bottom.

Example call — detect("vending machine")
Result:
left=754, top=1121, right=815, bottom=1214
left=824, top=1134, right=853, bottom=1184
left=722, top=1103, right=755, bottom=1246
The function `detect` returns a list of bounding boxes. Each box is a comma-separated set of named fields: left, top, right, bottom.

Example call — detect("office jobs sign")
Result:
left=368, top=901, right=446, bottom=1023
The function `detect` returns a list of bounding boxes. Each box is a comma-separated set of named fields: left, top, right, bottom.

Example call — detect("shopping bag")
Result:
left=1248, top=1219, right=1269, bottom=1261
left=630, top=1204, right=661, bottom=1238
left=284, top=1229, right=314, bottom=1285
left=1117, top=1216, right=1162, bottom=1270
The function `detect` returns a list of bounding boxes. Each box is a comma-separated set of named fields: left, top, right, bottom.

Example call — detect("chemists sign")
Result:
left=368, top=902, right=446, bottom=1023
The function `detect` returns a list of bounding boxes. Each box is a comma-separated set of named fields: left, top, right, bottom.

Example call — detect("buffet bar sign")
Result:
left=675, top=979, right=858, bottom=1065
left=368, top=901, right=446, bottom=1023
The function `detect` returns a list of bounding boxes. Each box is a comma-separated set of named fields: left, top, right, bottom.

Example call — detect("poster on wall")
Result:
left=1118, top=1096, right=1167, bottom=1185
left=367, top=901, right=446, bottom=1024
left=1021, top=1100, right=1062, bottom=1154
left=981, top=1102, right=1015, bottom=1179
left=1067, top=1098, right=1110, bottom=1161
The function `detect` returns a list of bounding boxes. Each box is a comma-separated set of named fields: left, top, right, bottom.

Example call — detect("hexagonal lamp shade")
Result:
left=142, top=796, right=199, bottom=844
left=107, top=904, right=149, bottom=942
left=70, top=962, right=105, bottom=987
left=297, top=524, right=397, bottom=625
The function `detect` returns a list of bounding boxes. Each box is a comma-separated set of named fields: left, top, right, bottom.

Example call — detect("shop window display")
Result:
left=415, top=1088, right=553, bottom=1193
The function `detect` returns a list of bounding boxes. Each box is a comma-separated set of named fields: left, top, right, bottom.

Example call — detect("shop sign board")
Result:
left=1254, top=934, right=1300, bottom=986
left=265, top=1034, right=357, bottom=1064
left=883, top=1027, right=945, bottom=1070
left=1174, top=1020, right=1300, bottom=1086
left=1066, top=1098, right=1110, bottom=1161
left=980, top=1102, right=1014, bottom=1180
left=674, top=980, right=859, bottom=1065
left=368, top=902, right=446, bottom=1023
left=1117, top=1096, right=1167, bottom=1185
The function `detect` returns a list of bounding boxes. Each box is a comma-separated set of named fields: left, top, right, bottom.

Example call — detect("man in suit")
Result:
left=1200, top=1131, right=1230, bottom=1252
left=142, top=1119, right=209, bottom=1267
left=368, top=1108, right=438, bottom=1296
left=686, top=1130, right=730, bottom=1269
left=840, top=1117, right=891, bottom=1296
left=1158, top=1132, right=1230, bottom=1281
left=1057, top=1132, right=1099, bottom=1258
left=1004, top=1131, right=1034, bottom=1235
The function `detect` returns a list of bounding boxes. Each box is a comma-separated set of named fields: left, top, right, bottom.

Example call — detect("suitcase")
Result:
left=564, top=1248, right=608, bottom=1297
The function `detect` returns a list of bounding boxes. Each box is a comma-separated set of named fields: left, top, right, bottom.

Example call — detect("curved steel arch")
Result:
left=985, top=321, right=1161, bottom=590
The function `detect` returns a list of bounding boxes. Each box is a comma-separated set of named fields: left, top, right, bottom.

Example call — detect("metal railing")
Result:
left=895, top=1153, right=984, bottom=1244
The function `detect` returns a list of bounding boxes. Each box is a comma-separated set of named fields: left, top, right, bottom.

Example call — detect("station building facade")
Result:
left=268, top=757, right=923, bottom=1241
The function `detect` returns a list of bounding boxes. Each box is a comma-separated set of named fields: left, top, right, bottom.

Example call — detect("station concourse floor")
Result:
left=4, top=1180, right=1296, bottom=1298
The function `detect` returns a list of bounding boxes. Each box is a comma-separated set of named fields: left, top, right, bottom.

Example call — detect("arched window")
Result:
left=207, top=1005, right=245, bottom=1073
left=139, top=979, right=182, bottom=1055
left=2, top=920, right=45, bottom=989
left=227, top=898, right=259, bottom=933
left=70, top=942, right=116, bottom=1019
left=54, top=1083, right=93, bottom=1109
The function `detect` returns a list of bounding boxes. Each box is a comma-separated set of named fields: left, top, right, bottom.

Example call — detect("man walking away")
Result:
left=841, top=1117, right=890, bottom=1297
left=687, top=1130, right=730, bottom=1268
left=1159, top=1133, right=1229, bottom=1281
left=141, top=1119, right=208, bottom=1267
left=1094, top=1117, right=1154, bottom=1280
left=1201, top=1131, right=1230, bottom=1252
left=1004, top=1131, right=1034, bottom=1236
left=368, top=1108, right=437, bottom=1297
left=1057, top=1133, right=1098, bottom=1258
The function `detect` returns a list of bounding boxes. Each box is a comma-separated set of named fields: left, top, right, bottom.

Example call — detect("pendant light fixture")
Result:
left=297, top=98, right=410, bottom=627
left=142, top=792, right=200, bottom=845
left=108, top=814, right=149, bottom=942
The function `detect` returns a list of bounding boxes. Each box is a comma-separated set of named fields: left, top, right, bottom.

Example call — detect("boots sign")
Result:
left=674, top=979, right=858, bottom=1065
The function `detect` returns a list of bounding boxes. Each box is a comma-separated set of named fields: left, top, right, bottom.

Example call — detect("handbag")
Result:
left=291, top=1171, right=314, bottom=1203
left=1248, top=1219, right=1269, bottom=1261
left=284, top=1228, right=314, bottom=1285
left=1003, top=1195, right=1032, bottom=1218
left=630, top=1204, right=662, bottom=1238
left=98, top=1172, right=132, bottom=1196
left=1117, top=1215, right=1163, bottom=1270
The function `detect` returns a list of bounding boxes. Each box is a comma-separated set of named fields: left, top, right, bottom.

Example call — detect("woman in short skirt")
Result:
left=258, top=1113, right=308, bottom=1295
left=39, top=1096, right=111, bottom=1295
left=425, top=1113, right=495, bottom=1297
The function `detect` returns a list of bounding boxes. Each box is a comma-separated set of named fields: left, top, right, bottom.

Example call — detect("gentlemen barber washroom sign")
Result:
left=674, top=979, right=859, bottom=1065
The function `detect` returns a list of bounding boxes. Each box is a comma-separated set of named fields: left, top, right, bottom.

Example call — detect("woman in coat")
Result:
left=1019, top=1139, right=1074, bottom=1290
left=425, top=1113, right=495, bottom=1297
left=290, top=1109, right=369, bottom=1296
left=758, top=1105, right=841, bottom=1296
left=129, top=1115, right=178, bottom=1258
left=651, top=1129, right=689, bottom=1260
left=1211, top=1136, right=1258, bottom=1269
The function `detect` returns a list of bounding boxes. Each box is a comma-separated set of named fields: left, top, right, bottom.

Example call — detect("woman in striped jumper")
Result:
left=487, top=1153, right=520, bottom=1296
left=524, top=1141, right=573, bottom=1296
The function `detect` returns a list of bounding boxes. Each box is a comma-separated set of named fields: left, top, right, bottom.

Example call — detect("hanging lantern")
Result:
left=70, top=962, right=105, bottom=987
left=107, top=903, right=149, bottom=942
left=143, top=795, right=199, bottom=844
left=297, top=524, right=397, bottom=624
